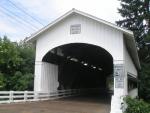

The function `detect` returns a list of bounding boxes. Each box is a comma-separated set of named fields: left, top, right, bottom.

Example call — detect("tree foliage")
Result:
left=0, top=36, right=35, bottom=91
left=0, top=36, right=22, bottom=75
left=117, top=0, right=150, bottom=62
left=117, top=0, right=150, bottom=102
left=117, top=0, right=150, bottom=48
left=139, top=62, right=150, bottom=102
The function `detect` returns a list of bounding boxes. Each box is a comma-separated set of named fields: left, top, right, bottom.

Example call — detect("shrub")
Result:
left=0, top=73, right=6, bottom=90
left=124, top=97, right=150, bottom=113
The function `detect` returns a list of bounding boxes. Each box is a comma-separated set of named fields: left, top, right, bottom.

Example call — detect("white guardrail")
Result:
left=0, top=89, right=81, bottom=104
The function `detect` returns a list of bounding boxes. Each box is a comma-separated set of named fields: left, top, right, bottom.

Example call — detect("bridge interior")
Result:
left=42, top=43, right=113, bottom=109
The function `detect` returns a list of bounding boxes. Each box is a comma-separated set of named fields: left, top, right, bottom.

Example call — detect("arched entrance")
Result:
left=41, top=43, right=113, bottom=97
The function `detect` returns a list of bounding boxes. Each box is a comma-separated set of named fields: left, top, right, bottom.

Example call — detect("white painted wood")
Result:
left=110, top=95, right=123, bottom=113
left=35, top=14, right=124, bottom=62
left=128, top=88, right=138, bottom=98
left=34, top=62, right=58, bottom=92
left=41, top=62, right=59, bottom=92
left=26, top=9, right=133, bottom=42
left=0, top=89, right=95, bottom=104
left=34, top=61, right=43, bottom=92
left=124, top=42, right=137, bottom=77
left=26, top=9, right=140, bottom=70
left=123, top=41, right=138, bottom=96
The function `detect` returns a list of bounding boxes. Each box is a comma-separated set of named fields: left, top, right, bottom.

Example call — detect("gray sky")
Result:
left=0, top=0, right=122, bottom=41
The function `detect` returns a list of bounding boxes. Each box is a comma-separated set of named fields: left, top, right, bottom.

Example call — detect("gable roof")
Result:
left=25, top=8, right=140, bottom=70
left=25, top=8, right=134, bottom=42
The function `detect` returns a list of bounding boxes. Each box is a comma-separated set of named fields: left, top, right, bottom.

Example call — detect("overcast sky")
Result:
left=0, top=0, right=122, bottom=41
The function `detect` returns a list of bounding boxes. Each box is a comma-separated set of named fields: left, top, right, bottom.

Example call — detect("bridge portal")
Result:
left=26, top=9, right=140, bottom=113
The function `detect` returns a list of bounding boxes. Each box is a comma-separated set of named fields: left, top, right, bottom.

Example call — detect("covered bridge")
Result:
left=26, top=9, right=140, bottom=113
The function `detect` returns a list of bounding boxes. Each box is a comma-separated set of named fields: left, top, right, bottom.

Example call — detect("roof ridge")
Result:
left=25, top=8, right=133, bottom=42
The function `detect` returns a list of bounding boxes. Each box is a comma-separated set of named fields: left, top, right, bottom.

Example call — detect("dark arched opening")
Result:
left=42, top=43, right=113, bottom=94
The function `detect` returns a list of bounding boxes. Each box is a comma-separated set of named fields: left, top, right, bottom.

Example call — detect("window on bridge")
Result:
left=128, top=74, right=138, bottom=91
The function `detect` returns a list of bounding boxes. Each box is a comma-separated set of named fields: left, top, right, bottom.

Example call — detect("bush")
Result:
left=0, top=36, right=35, bottom=91
left=124, top=97, right=150, bottom=113
left=11, top=71, right=34, bottom=91
left=0, top=73, right=6, bottom=90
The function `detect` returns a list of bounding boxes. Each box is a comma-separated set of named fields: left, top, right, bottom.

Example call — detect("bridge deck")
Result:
left=0, top=95, right=110, bottom=113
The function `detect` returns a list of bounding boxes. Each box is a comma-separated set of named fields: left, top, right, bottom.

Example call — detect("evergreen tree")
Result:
left=116, top=0, right=150, bottom=48
left=117, top=0, right=150, bottom=101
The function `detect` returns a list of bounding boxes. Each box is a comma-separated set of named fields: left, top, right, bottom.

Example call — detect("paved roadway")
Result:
left=0, top=95, right=111, bottom=113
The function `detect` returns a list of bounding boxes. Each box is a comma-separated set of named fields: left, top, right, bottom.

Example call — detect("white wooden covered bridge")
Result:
left=25, top=9, right=140, bottom=113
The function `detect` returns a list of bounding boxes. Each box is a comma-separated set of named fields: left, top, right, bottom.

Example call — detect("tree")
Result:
left=116, top=0, right=150, bottom=48
left=139, top=62, right=150, bottom=102
left=0, top=36, right=22, bottom=75
left=0, top=36, right=22, bottom=90
left=0, top=36, right=35, bottom=91
left=0, top=73, right=6, bottom=90
left=17, top=42, right=35, bottom=74
left=116, top=0, right=150, bottom=101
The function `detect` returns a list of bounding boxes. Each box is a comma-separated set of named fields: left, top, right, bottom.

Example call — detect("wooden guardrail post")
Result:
left=34, top=91, right=39, bottom=101
left=9, top=91, right=13, bottom=103
left=24, top=91, right=28, bottom=101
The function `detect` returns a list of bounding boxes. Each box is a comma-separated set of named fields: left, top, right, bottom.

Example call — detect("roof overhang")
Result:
left=25, top=8, right=133, bottom=43
left=124, top=34, right=141, bottom=70
left=25, top=8, right=140, bottom=70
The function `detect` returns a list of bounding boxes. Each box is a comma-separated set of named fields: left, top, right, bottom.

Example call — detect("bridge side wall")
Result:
left=34, top=62, right=58, bottom=92
left=123, top=41, right=138, bottom=97
left=124, top=42, right=137, bottom=77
